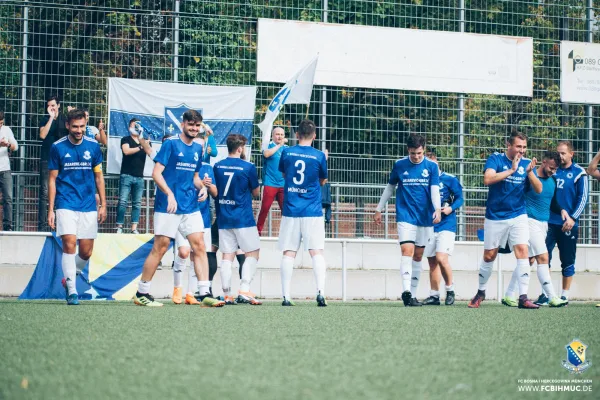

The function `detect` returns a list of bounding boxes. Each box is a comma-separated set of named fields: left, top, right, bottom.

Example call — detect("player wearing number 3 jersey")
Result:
left=278, top=120, right=329, bottom=307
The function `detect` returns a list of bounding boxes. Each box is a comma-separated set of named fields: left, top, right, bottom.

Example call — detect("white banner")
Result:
left=107, top=78, right=256, bottom=175
left=257, top=19, right=533, bottom=96
left=560, top=41, right=600, bottom=104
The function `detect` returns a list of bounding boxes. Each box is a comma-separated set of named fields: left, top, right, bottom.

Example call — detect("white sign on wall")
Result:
left=257, top=19, right=533, bottom=96
left=561, top=41, right=600, bottom=104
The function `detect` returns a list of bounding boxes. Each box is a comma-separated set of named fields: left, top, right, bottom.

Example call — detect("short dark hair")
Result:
left=508, top=131, right=527, bottom=145
left=182, top=109, right=203, bottom=123
left=46, top=95, right=60, bottom=105
left=406, top=134, right=426, bottom=150
left=558, top=140, right=574, bottom=152
left=226, top=134, right=247, bottom=153
left=0, top=111, right=4, bottom=121
left=66, top=109, right=86, bottom=124
left=297, top=119, right=316, bottom=140
left=426, top=150, right=437, bottom=161
left=129, top=118, right=140, bottom=127
left=80, top=107, right=89, bottom=113
left=543, top=150, right=560, bottom=166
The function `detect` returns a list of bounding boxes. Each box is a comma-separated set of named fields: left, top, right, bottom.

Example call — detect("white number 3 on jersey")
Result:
left=293, top=160, right=305, bottom=185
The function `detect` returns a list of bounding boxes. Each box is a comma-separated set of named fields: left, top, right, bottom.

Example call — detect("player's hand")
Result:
left=374, top=211, right=382, bottom=225
left=47, top=106, right=56, bottom=119
left=67, top=106, right=75, bottom=112
left=98, top=120, right=105, bottom=131
left=97, top=206, right=107, bottom=224
left=167, top=193, right=178, bottom=214
left=441, top=206, right=453, bottom=216
left=562, top=211, right=575, bottom=232
left=202, top=174, right=212, bottom=187
left=283, top=138, right=288, bottom=144
left=198, top=187, right=208, bottom=202
left=0, top=138, right=8, bottom=147
left=527, top=157, right=537, bottom=173
left=511, top=154, right=521, bottom=172
left=48, top=210, right=55, bottom=230
left=432, top=209, right=442, bottom=224
left=202, top=123, right=213, bottom=136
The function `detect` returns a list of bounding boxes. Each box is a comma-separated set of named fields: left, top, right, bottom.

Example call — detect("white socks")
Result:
left=478, top=260, right=494, bottom=291
left=410, top=260, right=422, bottom=298
left=312, top=254, right=326, bottom=296
left=517, top=259, right=530, bottom=296
left=280, top=256, right=294, bottom=300
left=220, top=259, right=233, bottom=295
left=536, top=264, right=555, bottom=299
left=401, top=256, right=412, bottom=292
left=197, top=280, right=210, bottom=296
left=74, top=254, right=88, bottom=275
left=188, top=262, right=198, bottom=295
left=430, top=290, right=440, bottom=297
left=240, top=257, right=258, bottom=293
left=173, top=255, right=187, bottom=288
left=446, top=283, right=454, bottom=292
left=138, top=279, right=151, bottom=294
left=561, top=289, right=569, bottom=300
left=62, top=253, right=77, bottom=295
left=505, top=267, right=519, bottom=298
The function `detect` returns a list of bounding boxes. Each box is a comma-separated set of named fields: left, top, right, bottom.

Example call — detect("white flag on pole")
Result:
left=258, top=56, right=318, bottom=150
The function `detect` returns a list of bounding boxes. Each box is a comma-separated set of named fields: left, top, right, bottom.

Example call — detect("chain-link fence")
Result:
left=1, top=0, right=600, bottom=242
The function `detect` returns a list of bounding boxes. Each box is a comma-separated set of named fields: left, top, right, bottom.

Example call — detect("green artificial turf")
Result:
left=0, top=300, right=597, bottom=400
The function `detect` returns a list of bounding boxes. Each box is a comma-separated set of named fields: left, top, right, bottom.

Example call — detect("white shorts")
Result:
left=278, top=216, right=325, bottom=252
left=397, top=222, right=433, bottom=247
left=483, top=214, right=529, bottom=250
left=56, top=209, right=98, bottom=239
left=528, top=218, right=548, bottom=257
left=425, top=230, right=456, bottom=257
left=154, top=212, right=203, bottom=239
left=219, top=227, right=260, bottom=253
left=175, top=227, right=212, bottom=250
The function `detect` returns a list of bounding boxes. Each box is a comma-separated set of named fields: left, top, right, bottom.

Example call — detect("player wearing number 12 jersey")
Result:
left=278, top=120, right=328, bottom=307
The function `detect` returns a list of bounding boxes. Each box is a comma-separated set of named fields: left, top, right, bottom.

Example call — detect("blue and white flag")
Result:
left=258, top=56, right=318, bottom=150
left=107, top=78, right=256, bottom=175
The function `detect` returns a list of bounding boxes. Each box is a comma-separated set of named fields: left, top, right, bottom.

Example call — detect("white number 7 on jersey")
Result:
left=224, top=171, right=234, bottom=196
left=293, top=160, right=305, bottom=185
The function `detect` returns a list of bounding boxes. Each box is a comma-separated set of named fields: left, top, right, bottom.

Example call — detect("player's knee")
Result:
left=178, top=248, right=190, bottom=259
left=483, top=254, right=496, bottom=263
left=562, top=264, right=575, bottom=277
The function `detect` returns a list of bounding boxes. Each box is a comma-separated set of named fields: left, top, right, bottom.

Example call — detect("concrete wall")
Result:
left=1, top=234, right=599, bottom=300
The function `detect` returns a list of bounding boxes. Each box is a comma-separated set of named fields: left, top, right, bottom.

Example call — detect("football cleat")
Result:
left=133, top=292, right=163, bottom=307
left=533, top=293, right=549, bottom=306
left=408, top=297, right=422, bottom=307
left=422, top=296, right=440, bottom=306
left=185, top=293, right=201, bottom=305
left=66, top=293, right=79, bottom=306
left=445, top=291, right=455, bottom=306
left=468, top=290, right=486, bottom=308
left=172, top=287, right=183, bottom=304
left=401, top=290, right=412, bottom=306
left=223, top=295, right=237, bottom=305
left=501, top=296, right=518, bottom=307
left=518, top=295, right=540, bottom=309
left=282, top=298, right=296, bottom=306
left=548, top=296, right=568, bottom=308
left=199, top=295, right=225, bottom=308
left=316, top=293, right=328, bottom=307
left=237, top=291, right=262, bottom=305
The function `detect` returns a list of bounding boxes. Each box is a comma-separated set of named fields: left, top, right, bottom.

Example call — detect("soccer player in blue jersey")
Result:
left=420, top=152, right=463, bottom=306
left=278, top=119, right=328, bottom=307
left=537, top=141, right=588, bottom=304
left=374, top=134, right=441, bottom=307
left=214, top=134, right=262, bottom=305
left=257, top=126, right=287, bottom=235
left=501, top=151, right=568, bottom=308
left=468, top=131, right=542, bottom=309
left=134, top=109, right=224, bottom=307
left=48, top=109, right=107, bottom=305
left=171, top=162, right=217, bottom=305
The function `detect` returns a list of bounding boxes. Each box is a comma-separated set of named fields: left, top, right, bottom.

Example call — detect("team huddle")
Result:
left=49, top=109, right=590, bottom=307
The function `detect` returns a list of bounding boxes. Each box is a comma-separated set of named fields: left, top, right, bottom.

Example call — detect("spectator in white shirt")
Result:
left=0, top=111, right=18, bottom=231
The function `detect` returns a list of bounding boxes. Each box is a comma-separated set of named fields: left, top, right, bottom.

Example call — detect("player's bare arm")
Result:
left=587, top=149, right=600, bottom=180
left=526, top=158, right=543, bottom=194
left=152, top=163, right=177, bottom=213
left=47, top=170, right=58, bottom=229
left=94, top=169, right=107, bottom=224
left=483, top=167, right=516, bottom=186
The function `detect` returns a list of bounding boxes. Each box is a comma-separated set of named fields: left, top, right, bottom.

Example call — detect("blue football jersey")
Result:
left=525, top=168, right=556, bottom=222
left=214, top=157, right=259, bottom=229
left=435, top=172, right=464, bottom=233
left=48, top=136, right=103, bottom=212
left=153, top=135, right=203, bottom=215
left=278, top=145, right=328, bottom=218
left=198, top=162, right=215, bottom=228
left=548, top=163, right=588, bottom=225
left=389, top=157, right=440, bottom=227
left=484, top=152, right=531, bottom=221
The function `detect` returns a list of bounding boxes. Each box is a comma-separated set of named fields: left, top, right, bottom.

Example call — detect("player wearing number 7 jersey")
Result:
left=214, top=134, right=262, bottom=305
left=278, top=119, right=329, bottom=307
